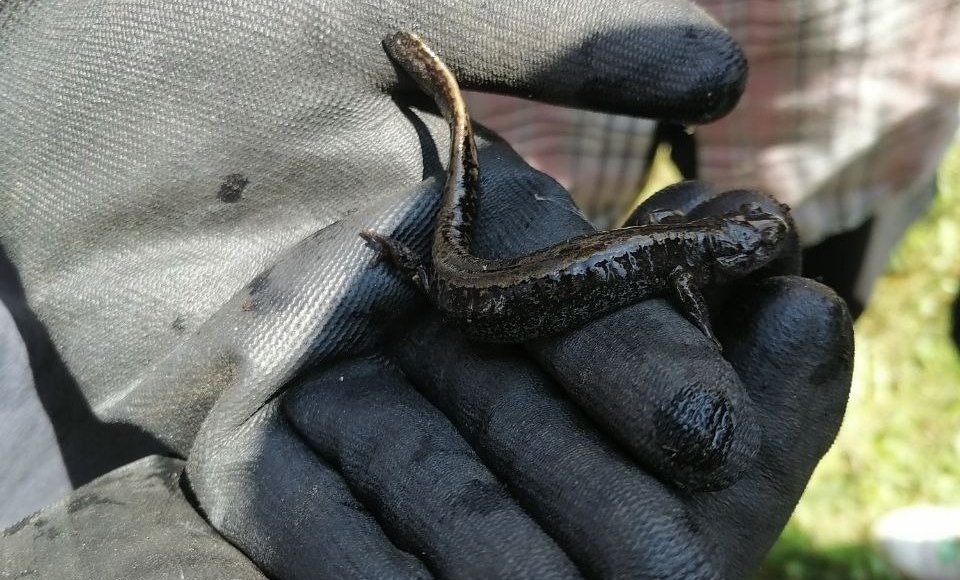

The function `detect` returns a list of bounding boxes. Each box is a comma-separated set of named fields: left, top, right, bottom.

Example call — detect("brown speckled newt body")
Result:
left=362, top=31, right=789, bottom=344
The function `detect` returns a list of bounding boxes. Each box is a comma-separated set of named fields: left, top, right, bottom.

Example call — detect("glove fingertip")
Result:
left=719, top=275, right=854, bottom=443
left=655, top=378, right=761, bottom=492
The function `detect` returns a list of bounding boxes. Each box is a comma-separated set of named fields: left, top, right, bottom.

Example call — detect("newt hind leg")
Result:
left=359, top=230, right=432, bottom=292
left=669, top=266, right=721, bottom=351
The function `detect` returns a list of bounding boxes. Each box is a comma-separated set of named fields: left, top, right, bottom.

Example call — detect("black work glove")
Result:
left=0, top=0, right=852, bottom=578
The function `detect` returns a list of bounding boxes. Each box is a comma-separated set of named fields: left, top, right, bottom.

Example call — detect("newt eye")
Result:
left=738, top=202, right=764, bottom=219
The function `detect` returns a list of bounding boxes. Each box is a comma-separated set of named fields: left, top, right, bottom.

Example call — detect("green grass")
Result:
left=756, top=143, right=960, bottom=578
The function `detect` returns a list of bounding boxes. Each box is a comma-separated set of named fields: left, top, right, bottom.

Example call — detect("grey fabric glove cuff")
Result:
left=1, top=456, right=265, bottom=580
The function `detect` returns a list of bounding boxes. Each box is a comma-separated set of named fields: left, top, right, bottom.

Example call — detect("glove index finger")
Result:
left=385, top=0, right=746, bottom=124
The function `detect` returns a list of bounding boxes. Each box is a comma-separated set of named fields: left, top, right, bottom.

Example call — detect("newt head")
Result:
left=711, top=206, right=789, bottom=280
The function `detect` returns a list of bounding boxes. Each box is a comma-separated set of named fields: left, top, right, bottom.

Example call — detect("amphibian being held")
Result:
left=362, top=31, right=789, bottom=345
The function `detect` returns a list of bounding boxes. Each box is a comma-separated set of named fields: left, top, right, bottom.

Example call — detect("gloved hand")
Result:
left=0, top=0, right=852, bottom=579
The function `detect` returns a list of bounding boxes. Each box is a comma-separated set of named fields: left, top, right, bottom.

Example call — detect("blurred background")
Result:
left=754, top=143, right=960, bottom=579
